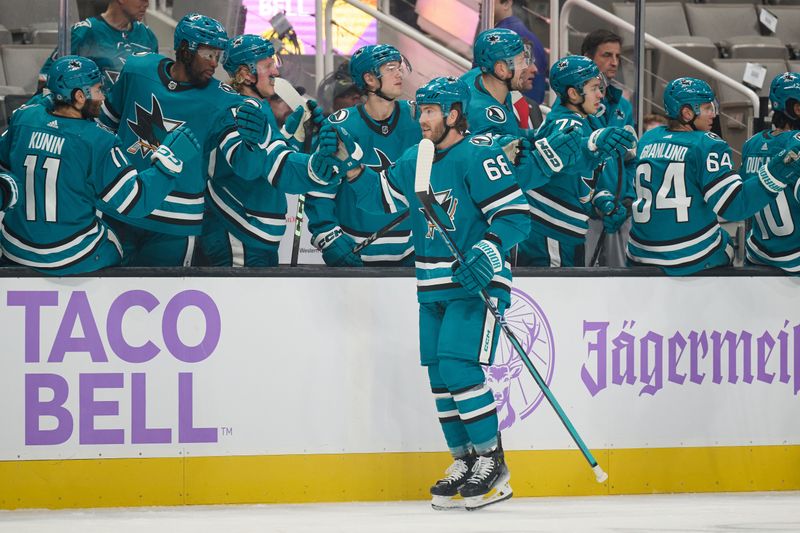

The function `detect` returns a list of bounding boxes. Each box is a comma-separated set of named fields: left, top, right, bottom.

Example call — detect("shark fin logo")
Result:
left=486, top=105, right=507, bottom=123
left=421, top=187, right=458, bottom=239
left=126, top=95, right=185, bottom=156
left=365, top=148, right=393, bottom=175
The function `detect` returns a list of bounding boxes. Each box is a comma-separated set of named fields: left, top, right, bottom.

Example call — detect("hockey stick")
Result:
left=413, top=138, right=608, bottom=483
left=273, top=77, right=315, bottom=266
left=589, top=154, right=624, bottom=267
left=352, top=210, right=410, bottom=255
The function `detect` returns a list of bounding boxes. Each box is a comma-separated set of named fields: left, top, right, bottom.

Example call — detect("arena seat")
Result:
left=612, top=2, right=690, bottom=39
left=684, top=3, right=764, bottom=56
left=0, top=0, right=78, bottom=36
left=30, top=23, right=59, bottom=45
left=763, top=6, right=800, bottom=58
left=712, top=58, right=789, bottom=161
left=0, top=45, right=53, bottom=93
left=0, top=26, right=11, bottom=46
left=651, top=36, right=720, bottom=114
left=788, top=60, right=800, bottom=72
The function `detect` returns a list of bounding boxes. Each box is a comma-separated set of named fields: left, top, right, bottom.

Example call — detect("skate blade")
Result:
left=431, top=494, right=465, bottom=511
left=464, top=482, right=513, bottom=511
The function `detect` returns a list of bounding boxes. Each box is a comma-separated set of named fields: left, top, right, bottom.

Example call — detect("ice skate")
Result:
left=429, top=453, right=476, bottom=510
left=459, top=440, right=512, bottom=510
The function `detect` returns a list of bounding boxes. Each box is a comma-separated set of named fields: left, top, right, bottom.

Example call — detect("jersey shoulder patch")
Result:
left=469, top=134, right=494, bottom=146
left=73, top=19, right=92, bottom=30
left=219, top=82, right=238, bottom=96
left=486, top=105, right=507, bottom=123
left=328, top=108, right=349, bottom=124
left=705, top=132, right=723, bottom=142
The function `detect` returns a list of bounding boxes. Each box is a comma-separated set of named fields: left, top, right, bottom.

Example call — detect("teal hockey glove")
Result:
left=333, top=126, right=364, bottom=173
left=281, top=99, right=324, bottom=143
left=587, top=127, right=637, bottom=158
left=307, top=123, right=342, bottom=184
left=593, top=190, right=627, bottom=234
left=151, top=125, right=200, bottom=178
left=314, top=227, right=364, bottom=267
left=235, top=102, right=270, bottom=148
left=532, top=125, right=582, bottom=177
left=759, top=146, right=800, bottom=193
left=452, top=238, right=503, bottom=295
left=0, top=171, right=18, bottom=211
left=316, top=122, right=339, bottom=157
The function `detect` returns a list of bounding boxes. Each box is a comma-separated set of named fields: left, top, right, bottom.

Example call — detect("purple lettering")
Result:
left=612, top=321, right=636, bottom=386
left=668, top=332, right=687, bottom=385
left=178, top=373, right=216, bottom=443
left=25, top=373, right=72, bottom=445
left=48, top=292, right=108, bottom=363
left=689, top=331, right=707, bottom=385
left=131, top=373, right=171, bottom=444
left=757, top=332, right=776, bottom=384
left=8, top=291, right=58, bottom=363
left=107, top=290, right=161, bottom=363
left=79, top=373, right=124, bottom=444
left=162, top=291, right=220, bottom=363
left=581, top=321, right=608, bottom=396
left=640, top=331, right=663, bottom=396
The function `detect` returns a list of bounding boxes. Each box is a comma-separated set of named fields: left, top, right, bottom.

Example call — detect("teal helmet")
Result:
left=770, top=72, right=800, bottom=119
left=349, top=44, right=404, bottom=90
left=415, top=76, right=470, bottom=117
left=663, top=77, right=717, bottom=119
left=474, top=28, right=525, bottom=74
left=47, top=55, right=102, bottom=104
left=223, top=34, right=275, bottom=76
left=174, top=12, right=228, bottom=52
left=549, top=55, right=600, bottom=99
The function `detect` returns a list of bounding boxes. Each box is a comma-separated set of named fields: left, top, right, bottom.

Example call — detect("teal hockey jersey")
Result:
left=306, top=100, right=421, bottom=264
left=525, top=104, right=599, bottom=246
left=628, top=127, right=777, bottom=275
left=349, top=134, right=530, bottom=303
left=586, top=86, right=636, bottom=203
left=0, top=103, right=176, bottom=271
left=742, top=129, right=800, bottom=273
left=99, top=53, right=269, bottom=236
left=461, top=68, right=521, bottom=137
left=206, top=99, right=335, bottom=250
left=40, top=17, right=158, bottom=90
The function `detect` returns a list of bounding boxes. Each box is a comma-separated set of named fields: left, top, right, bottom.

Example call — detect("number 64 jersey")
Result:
left=627, top=127, right=777, bottom=275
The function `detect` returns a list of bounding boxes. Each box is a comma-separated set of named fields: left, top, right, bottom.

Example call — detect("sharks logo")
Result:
left=328, top=109, right=349, bottom=123
left=421, top=187, right=458, bottom=239
left=486, top=105, right=507, bottom=124
left=365, top=148, right=393, bottom=174
left=126, top=95, right=185, bottom=156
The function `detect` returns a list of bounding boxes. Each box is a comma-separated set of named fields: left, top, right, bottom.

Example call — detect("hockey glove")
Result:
left=452, top=238, right=504, bottom=295
left=498, top=135, right=522, bottom=165
left=759, top=147, right=800, bottom=194
left=333, top=126, right=364, bottom=173
left=234, top=102, right=271, bottom=148
left=593, top=190, right=627, bottom=234
left=0, top=171, right=19, bottom=211
left=532, top=125, right=582, bottom=178
left=587, top=126, right=637, bottom=159
left=151, top=125, right=201, bottom=178
left=281, top=99, right=325, bottom=144
left=623, top=124, right=638, bottom=162
left=314, top=227, right=364, bottom=267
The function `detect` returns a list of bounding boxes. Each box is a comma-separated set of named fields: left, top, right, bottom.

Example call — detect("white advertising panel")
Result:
left=1, top=276, right=798, bottom=461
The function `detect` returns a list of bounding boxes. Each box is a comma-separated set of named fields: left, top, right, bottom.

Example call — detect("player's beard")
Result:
left=422, top=118, right=446, bottom=144
left=81, top=100, right=102, bottom=120
left=188, top=62, right=213, bottom=88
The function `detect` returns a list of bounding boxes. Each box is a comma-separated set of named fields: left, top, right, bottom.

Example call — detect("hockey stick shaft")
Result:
left=589, top=154, right=625, bottom=267
left=352, top=210, right=409, bottom=254
left=290, top=194, right=305, bottom=266
left=418, top=203, right=606, bottom=481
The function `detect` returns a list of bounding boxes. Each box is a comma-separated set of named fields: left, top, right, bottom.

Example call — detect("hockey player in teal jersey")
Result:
left=742, top=73, right=800, bottom=273
left=340, top=76, right=536, bottom=510
left=461, top=28, right=537, bottom=138
left=98, top=13, right=273, bottom=266
left=305, top=44, right=420, bottom=266
left=40, top=0, right=158, bottom=91
left=628, top=77, right=800, bottom=275
left=519, top=56, right=636, bottom=266
left=0, top=56, right=200, bottom=275
left=200, top=34, right=340, bottom=266
left=582, top=30, right=637, bottom=267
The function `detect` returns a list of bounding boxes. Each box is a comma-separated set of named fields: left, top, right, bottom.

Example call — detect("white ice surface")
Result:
left=1, top=492, right=799, bottom=533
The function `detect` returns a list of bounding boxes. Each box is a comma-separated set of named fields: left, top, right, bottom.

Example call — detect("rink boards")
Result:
left=1, top=274, right=799, bottom=509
